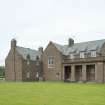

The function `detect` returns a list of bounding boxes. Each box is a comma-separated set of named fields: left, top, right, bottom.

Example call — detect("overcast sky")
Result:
left=1, top=0, right=105, bottom=66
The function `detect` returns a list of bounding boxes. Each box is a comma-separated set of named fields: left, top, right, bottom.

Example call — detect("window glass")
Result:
left=80, top=52, right=85, bottom=58
left=27, top=72, right=30, bottom=78
left=48, top=56, right=54, bottom=64
left=91, top=51, right=96, bottom=57
left=70, top=54, right=74, bottom=59
left=48, top=56, right=54, bottom=68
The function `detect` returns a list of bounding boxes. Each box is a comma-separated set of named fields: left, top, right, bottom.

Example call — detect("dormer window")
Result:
left=91, top=51, right=96, bottom=57
left=70, top=54, right=74, bottom=59
left=80, top=52, right=85, bottom=58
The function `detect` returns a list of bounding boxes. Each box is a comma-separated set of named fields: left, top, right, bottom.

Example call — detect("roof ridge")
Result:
left=16, top=46, right=41, bottom=61
left=50, top=39, right=105, bottom=55
left=51, top=41, right=64, bottom=47
left=16, top=46, right=38, bottom=52
left=51, top=39, right=105, bottom=46
left=74, top=39, right=105, bottom=45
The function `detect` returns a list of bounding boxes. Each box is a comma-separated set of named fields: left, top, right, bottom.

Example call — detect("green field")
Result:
left=0, top=82, right=105, bottom=105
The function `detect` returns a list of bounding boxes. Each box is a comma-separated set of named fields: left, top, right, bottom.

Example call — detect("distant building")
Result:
left=43, top=38, right=105, bottom=83
left=5, top=39, right=43, bottom=81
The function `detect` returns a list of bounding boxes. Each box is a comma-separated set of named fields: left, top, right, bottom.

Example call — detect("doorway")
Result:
left=75, top=65, right=82, bottom=81
left=86, top=65, right=95, bottom=81
left=64, top=66, right=71, bottom=81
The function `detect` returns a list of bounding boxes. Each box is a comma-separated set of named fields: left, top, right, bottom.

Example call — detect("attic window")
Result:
left=91, top=51, right=96, bottom=57
left=48, top=56, right=54, bottom=68
left=70, top=54, right=74, bottom=59
left=80, top=52, right=85, bottom=58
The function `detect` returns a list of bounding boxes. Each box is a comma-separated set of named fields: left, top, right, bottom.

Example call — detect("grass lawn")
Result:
left=0, top=82, right=105, bottom=105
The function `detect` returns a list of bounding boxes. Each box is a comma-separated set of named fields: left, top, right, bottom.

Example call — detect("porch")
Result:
left=63, top=63, right=103, bottom=83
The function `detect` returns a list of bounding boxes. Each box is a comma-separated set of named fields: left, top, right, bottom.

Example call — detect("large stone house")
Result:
left=5, top=38, right=105, bottom=83
left=5, top=39, right=43, bottom=81
left=43, top=38, right=105, bottom=83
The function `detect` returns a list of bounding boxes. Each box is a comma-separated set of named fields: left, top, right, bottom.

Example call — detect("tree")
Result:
left=0, top=66, right=5, bottom=78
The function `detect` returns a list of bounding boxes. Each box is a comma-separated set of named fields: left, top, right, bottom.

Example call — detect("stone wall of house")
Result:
left=43, top=42, right=62, bottom=81
left=5, top=39, right=105, bottom=83
left=14, top=52, right=22, bottom=81
left=5, top=49, right=15, bottom=81
left=5, top=46, right=22, bottom=81
left=22, top=59, right=43, bottom=81
left=5, top=39, right=22, bottom=81
left=95, top=62, right=104, bottom=83
left=22, top=60, right=36, bottom=81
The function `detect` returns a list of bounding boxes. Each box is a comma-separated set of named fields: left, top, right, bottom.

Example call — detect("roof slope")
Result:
left=16, top=46, right=41, bottom=61
left=52, top=39, right=105, bottom=55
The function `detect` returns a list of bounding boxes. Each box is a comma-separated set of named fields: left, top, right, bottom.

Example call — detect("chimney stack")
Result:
left=11, top=39, right=17, bottom=49
left=38, top=47, right=43, bottom=54
left=26, top=54, right=30, bottom=60
left=68, top=38, right=74, bottom=47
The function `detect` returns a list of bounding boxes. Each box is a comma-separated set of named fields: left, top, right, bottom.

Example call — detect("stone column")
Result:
left=95, top=64, right=97, bottom=82
left=62, top=65, right=65, bottom=81
left=82, top=64, right=87, bottom=82
left=71, top=65, right=75, bottom=82
left=95, top=62, right=104, bottom=83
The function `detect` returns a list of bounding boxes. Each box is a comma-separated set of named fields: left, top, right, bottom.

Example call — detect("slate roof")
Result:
left=16, top=46, right=41, bottom=61
left=53, top=39, right=105, bottom=55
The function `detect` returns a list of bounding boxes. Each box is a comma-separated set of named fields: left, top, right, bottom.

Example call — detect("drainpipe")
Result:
left=11, top=39, right=16, bottom=81
left=101, top=55, right=105, bottom=83
left=14, top=47, right=16, bottom=81
left=102, top=55, right=105, bottom=83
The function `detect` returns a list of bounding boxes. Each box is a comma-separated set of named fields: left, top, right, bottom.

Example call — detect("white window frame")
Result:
left=26, top=72, right=30, bottom=78
left=91, top=51, right=96, bottom=57
left=36, top=72, right=39, bottom=78
left=48, top=56, right=54, bottom=68
left=70, top=54, right=74, bottom=59
left=80, top=52, right=85, bottom=58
